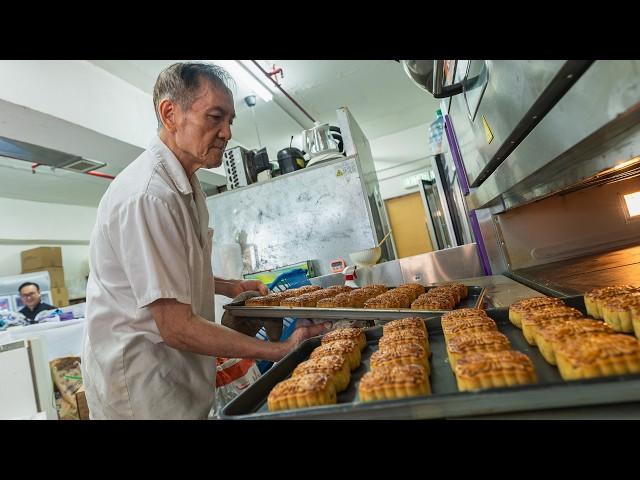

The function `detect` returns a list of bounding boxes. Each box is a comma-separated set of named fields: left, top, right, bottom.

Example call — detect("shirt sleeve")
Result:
left=108, top=194, right=192, bottom=309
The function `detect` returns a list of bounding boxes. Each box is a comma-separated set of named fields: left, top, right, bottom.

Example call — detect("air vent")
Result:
left=0, top=135, right=106, bottom=172
left=63, top=158, right=106, bottom=173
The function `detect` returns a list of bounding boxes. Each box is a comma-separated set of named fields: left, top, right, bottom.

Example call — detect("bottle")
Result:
left=428, top=109, right=445, bottom=155
left=342, top=265, right=359, bottom=288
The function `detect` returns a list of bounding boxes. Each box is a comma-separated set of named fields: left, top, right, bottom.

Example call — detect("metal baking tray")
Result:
left=219, top=295, right=640, bottom=419
left=223, top=286, right=486, bottom=321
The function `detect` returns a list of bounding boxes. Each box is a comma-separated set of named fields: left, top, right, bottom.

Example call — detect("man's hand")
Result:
left=235, top=280, right=268, bottom=296
left=215, top=278, right=269, bottom=298
left=274, top=321, right=331, bottom=361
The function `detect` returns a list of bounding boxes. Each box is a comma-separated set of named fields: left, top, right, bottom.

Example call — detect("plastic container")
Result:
left=255, top=268, right=312, bottom=373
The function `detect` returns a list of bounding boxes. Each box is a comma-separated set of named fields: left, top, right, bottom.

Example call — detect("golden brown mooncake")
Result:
left=447, top=331, right=512, bottom=370
left=309, top=289, right=339, bottom=303
left=382, top=317, right=427, bottom=336
left=291, top=355, right=351, bottom=393
left=425, top=288, right=458, bottom=305
left=385, top=289, right=414, bottom=306
left=265, top=291, right=296, bottom=304
left=364, top=295, right=402, bottom=309
left=378, top=328, right=431, bottom=357
left=360, top=284, right=388, bottom=295
left=245, top=295, right=275, bottom=307
left=323, top=285, right=353, bottom=295
left=310, top=339, right=361, bottom=371
left=429, top=284, right=461, bottom=303
left=442, top=316, right=498, bottom=345
left=584, top=285, right=639, bottom=319
left=389, top=287, right=419, bottom=303
left=554, top=333, right=640, bottom=381
left=411, top=296, right=454, bottom=311
left=370, top=342, right=430, bottom=374
left=441, top=308, right=488, bottom=321
left=359, top=364, right=430, bottom=402
left=601, top=292, right=640, bottom=333
left=396, top=283, right=426, bottom=298
left=348, top=289, right=380, bottom=308
left=316, top=292, right=354, bottom=309
left=292, top=285, right=322, bottom=295
left=267, top=373, right=336, bottom=411
left=454, top=350, right=537, bottom=392
left=446, top=282, right=469, bottom=300
left=534, top=319, right=614, bottom=365
left=280, top=293, right=316, bottom=307
left=508, top=296, right=566, bottom=328
left=321, top=327, right=367, bottom=351
left=520, top=306, right=584, bottom=346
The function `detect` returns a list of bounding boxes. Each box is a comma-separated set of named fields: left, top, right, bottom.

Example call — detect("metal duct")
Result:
left=0, top=135, right=106, bottom=173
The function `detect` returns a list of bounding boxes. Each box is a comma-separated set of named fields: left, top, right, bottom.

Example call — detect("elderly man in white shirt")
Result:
left=81, top=62, right=329, bottom=419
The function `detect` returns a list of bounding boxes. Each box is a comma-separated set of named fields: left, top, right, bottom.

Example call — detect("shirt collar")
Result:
left=148, top=135, right=193, bottom=196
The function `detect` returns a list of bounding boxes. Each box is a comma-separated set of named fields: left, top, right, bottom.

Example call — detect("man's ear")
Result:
left=158, top=99, right=177, bottom=132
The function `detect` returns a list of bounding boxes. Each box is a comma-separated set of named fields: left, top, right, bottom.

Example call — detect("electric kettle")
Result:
left=302, top=122, right=341, bottom=158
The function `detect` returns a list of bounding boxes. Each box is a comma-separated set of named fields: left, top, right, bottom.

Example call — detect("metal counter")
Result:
left=453, top=274, right=544, bottom=308
left=508, top=244, right=640, bottom=297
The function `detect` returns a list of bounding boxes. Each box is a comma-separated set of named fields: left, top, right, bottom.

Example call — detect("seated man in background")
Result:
left=18, top=282, right=56, bottom=323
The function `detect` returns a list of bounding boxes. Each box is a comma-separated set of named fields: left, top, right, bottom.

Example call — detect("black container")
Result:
left=277, top=147, right=305, bottom=175
left=252, top=148, right=271, bottom=174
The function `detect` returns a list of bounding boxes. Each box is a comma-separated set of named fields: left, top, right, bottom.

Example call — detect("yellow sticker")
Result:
left=482, top=115, right=494, bottom=144
left=336, top=169, right=344, bottom=177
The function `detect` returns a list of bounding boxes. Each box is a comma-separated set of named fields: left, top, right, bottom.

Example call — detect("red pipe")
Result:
left=250, top=60, right=316, bottom=123
left=31, top=161, right=115, bottom=180
left=86, top=170, right=115, bottom=180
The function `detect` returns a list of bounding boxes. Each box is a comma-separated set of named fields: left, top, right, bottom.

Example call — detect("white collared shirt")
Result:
left=81, top=135, right=216, bottom=419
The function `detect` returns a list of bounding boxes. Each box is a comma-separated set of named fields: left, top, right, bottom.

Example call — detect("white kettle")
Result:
left=302, top=122, right=340, bottom=158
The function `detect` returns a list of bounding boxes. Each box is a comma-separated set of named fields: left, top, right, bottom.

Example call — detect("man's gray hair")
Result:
left=153, top=62, right=235, bottom=129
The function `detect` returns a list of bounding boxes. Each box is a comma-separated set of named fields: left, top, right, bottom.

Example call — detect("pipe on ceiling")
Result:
left=249, top=60, right=317, bottom=125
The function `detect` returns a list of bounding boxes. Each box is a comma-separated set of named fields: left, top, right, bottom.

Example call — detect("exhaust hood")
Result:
left=0, top=135, right=106, bottom=173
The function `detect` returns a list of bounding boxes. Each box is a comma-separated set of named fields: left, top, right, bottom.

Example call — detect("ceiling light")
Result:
left=623, top=191, right=640, bottom=218
left=216, top=60, right=273, bottom=103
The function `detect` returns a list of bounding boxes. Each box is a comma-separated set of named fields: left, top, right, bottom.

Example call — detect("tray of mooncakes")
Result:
left=219, top=293, right=640, bottom=419
left=223, top=282, right=486, bottom=321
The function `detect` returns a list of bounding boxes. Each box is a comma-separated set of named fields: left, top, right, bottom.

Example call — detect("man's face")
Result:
left=20, top=285, right=41, bottom=309
left=173, top=81, right=235, bottom=170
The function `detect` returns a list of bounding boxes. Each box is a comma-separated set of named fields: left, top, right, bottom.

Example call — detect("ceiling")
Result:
left=0, top=60, right=439, bottom=207
left=90, top=60, right=440, bottom=164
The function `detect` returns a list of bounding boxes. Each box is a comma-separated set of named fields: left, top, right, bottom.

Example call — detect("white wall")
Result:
left=0, top=60, right=155, bottom=149
left=0, top=197, right=97, bottom=299
left=370, top=123, right=435, bottom=200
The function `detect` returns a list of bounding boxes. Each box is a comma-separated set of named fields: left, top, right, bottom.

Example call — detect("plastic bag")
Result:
left=34, top=309, right=61, bottom=324
left=215, top=357, right=261, bottom=411
left=49, top=356, right=83, bottom=420
left=0, top=310, right=28, bottom=330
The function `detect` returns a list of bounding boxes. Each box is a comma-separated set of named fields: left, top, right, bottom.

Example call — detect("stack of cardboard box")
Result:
left=20, top=247, right=69, bottom=307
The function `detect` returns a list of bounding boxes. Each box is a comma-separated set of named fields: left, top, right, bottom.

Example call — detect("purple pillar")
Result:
left=444, top=114, right=492, bottom=276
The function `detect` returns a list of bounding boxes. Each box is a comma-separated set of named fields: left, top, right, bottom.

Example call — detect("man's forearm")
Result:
left=214, top=277, right=239, bottom=298
left=171, top=312, right=284, bottom=362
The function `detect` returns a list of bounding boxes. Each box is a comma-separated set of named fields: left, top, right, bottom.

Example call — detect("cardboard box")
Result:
left=21, top=266, right=66, bottom=287
left=75, top=387, right=90, bottom=420
left=51, top=287, right=69, bottom=307
left=21, top=247, right=63, bottom=271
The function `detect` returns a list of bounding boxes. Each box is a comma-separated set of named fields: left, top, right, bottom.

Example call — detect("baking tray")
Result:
left=219, top=295, right=640, bottom=419
left=223, top=286, right=486, bottom=321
